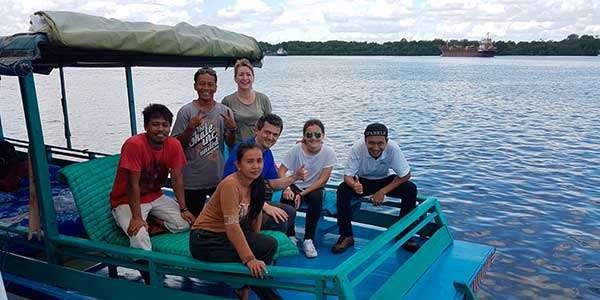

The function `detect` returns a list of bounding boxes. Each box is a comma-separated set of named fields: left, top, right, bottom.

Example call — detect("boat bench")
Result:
left=58, top=155, right=298, bottom=267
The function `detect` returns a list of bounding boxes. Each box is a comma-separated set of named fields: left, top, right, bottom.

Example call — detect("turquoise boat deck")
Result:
left=79, top=214, right=493, bottom=300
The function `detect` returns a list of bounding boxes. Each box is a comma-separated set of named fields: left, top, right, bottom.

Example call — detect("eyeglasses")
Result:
left=304, top=132, right=322, bottom=139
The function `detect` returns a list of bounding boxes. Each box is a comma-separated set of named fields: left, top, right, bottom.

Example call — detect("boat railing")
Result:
left=0, top=184, right=455, bottom=299
left=4, top=137, right=111, bottom=162
left=333, top=197, right=453, bottom=299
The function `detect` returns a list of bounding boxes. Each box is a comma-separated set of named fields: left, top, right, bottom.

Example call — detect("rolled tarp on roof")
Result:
left=34, top=11, right=263, bottom=61
left=0, top=11, right=263, bottom=76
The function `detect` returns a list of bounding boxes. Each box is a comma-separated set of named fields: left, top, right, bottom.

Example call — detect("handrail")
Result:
left=335, top=197, right=438, bottom=275
left=4, top=137, right=111, bottom=159
left=51, top=234, right=334, bottom=280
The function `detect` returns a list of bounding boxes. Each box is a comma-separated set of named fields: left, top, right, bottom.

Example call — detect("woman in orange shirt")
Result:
left=189, top=143, right=281, bottom=300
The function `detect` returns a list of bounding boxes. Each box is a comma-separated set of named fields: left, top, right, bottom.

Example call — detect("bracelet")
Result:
left=180, top=207, right=188, bottom=213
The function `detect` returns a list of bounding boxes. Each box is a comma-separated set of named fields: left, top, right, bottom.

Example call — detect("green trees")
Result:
left=260, top=34, right=600, bottom=56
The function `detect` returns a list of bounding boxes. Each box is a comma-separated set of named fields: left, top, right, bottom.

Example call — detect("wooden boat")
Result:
left=0, top=11, right=495, bottom=300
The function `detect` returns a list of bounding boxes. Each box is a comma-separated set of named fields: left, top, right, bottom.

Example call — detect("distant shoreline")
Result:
left=260, top=34, right=600, bottom=56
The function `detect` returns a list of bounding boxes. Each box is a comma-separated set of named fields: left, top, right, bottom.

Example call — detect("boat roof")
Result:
left=0, top=11, right=264, bottom=76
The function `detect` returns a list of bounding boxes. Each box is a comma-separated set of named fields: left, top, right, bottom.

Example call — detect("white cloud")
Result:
left=217, top=0, right=283, bottom=21
left=0, top=0, right=599, bottom=42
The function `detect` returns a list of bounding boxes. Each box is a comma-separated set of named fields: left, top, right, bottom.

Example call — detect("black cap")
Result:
left=364, top=123, right=388, bottom=138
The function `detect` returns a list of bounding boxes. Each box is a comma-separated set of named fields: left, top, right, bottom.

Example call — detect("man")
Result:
left=171, top=67, right=237, bottom=217
left=110, top=104, right=195, bottom=252
left=223, top=113, right=307, bottom=238
left=332, top=123, right=418, bottom=254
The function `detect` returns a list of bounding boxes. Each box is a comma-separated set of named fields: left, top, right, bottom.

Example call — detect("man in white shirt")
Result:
left=332, top=123, right=418, bottom=254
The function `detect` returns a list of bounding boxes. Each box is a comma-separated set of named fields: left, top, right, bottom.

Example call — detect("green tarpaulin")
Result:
left=35, top=11, right=263, bottom=61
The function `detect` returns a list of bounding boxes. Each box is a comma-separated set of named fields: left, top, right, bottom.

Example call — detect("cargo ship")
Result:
left=440, top=33, right=497, bottom=57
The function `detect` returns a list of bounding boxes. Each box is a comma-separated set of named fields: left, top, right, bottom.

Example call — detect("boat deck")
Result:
left=88, top=215, right=494, bottom=300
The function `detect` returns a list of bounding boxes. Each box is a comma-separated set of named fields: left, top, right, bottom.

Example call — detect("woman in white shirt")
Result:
left=278, top=119, right=336, bottom=258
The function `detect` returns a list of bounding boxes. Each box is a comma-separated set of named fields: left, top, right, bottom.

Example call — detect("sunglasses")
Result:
left=304, top=132, right=322, bottom=139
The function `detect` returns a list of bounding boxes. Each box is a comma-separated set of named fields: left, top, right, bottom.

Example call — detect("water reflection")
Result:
left=1, top=56, right=599, bottom=299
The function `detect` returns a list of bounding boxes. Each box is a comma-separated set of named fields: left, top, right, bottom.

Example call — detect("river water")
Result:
left=1, top=56, right=599, bottom=299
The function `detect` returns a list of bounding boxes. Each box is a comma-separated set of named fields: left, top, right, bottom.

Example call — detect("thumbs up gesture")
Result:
left=352, top=176, right=363, bottom=195
left=293, top=164, right=309, bottom=181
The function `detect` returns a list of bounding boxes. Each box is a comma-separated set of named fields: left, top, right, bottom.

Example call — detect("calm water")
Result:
left=1, top=56, right=600, bottom=299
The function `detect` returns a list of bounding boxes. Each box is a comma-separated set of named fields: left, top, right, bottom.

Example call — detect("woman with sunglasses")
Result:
left=278, top=119, right=336, bottom=258
left=222, top=58, right=272, bottom=144
left=189, top=144, right=282, bottom=300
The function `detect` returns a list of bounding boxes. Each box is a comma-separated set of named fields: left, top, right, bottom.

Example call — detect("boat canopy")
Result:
left=0, top=11, right=264, bottom=76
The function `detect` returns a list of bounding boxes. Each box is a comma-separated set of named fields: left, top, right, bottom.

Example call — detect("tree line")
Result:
left=259, top=34, right=600, bottom=56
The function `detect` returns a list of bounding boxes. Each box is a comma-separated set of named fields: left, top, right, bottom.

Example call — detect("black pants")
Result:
left=336, top=176, right=417, bottom=237
left=185, top=188, right=216, bottom=217
left=281, top=185, right=324, bottom=240
left=261, top=201, right=297, bottom=234
left=189, top=229, right=282, bottom=300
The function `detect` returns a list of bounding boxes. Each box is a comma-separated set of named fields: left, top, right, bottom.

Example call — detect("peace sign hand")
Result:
left=220, top=110, right=237, bottom=130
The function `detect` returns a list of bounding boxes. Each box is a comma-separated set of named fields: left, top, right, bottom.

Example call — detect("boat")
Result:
left=0, top=11, right=495, bottom=300
left=275, top=48, right=288, bottom=56
left=440, top=33, right=497, bottom=57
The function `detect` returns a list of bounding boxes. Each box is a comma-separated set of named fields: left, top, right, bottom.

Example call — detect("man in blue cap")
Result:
left=332, top=123, right=419, bottom=254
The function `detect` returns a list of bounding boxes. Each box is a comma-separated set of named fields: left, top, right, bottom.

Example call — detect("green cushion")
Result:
left=59, top=155, right=298, bottom=259
left=260, top=230, right=299, bottom=259
left=59, top=155, right=128, bottom=246
left=150, top=230, right=298, bottom=259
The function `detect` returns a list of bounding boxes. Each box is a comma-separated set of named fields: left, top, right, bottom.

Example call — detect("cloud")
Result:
left=217, top=0, right=283, bottom=21
left=0, top=0, right=598, bottom=42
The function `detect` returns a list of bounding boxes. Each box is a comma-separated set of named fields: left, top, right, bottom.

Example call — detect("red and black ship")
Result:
left=440, top=33, right=497, bottom=57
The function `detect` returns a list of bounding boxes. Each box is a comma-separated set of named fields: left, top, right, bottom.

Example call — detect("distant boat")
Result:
left=276, top=47, right=288, bottom=56
left=440, top=33, right=497, bottom=57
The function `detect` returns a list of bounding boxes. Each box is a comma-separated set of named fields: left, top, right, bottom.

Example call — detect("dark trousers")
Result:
left=336, top=176, right=417, bottom=237
left=281, top=185, right=324, bottom=240
left=189, top=229, right=281, bottom=300
left=261, top=202, right=297, bottom=234
left=185, top=188, right=216, bottom=217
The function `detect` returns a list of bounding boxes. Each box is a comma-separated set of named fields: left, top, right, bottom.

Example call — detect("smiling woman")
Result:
left=222, top=58, right=273, bottom=143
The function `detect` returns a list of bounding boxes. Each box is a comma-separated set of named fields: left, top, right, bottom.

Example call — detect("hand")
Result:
left=283, top=188, right=294, bottom=201
left=189, top=112, right=205, bottom=129
left=127, top=217, right=148, bottom=237
left=351, top=176, right=363, bottom=195
left=220, top=110, right=237, bottom=130
left=263, top=203, right=288, bottom=223
left=371, top=190, right=385, bottom=206
left=293, top=193, right=302, bottom=209
left=181, top=210, right=195, bottom=224
left=246, top=259, right=268, bottom=278
left=293, top=164, right=308, bottom=181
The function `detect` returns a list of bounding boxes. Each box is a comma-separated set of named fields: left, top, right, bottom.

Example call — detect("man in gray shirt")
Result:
left=171, top=67, right=237, bottom=217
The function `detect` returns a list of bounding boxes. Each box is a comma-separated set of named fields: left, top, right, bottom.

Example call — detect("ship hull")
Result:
left=440, top=48, right=496, bottom=57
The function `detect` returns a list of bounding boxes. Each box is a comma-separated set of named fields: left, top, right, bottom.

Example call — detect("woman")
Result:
left=222, top=58, right=272, bottom=143
left=189, top=144, right=281, bottom=300
left=279, top=119, right=336, bottom=258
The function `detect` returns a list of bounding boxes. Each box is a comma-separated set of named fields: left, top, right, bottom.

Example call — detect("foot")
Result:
left=289, top=236, right=298, bottom=245
left=302, top=239, right=318, bottom=258
left=401, top=237, right=421, bottom=253
left=234, top=286, right=249, bottom=300
left=331, top=236, right=354, bottom=254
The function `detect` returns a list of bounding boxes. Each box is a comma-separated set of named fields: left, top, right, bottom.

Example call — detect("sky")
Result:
left=0, top=0, right=599, bottom=43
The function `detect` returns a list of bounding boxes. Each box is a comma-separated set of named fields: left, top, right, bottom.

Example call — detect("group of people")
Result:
left=108, top=59, right=419, bottom=300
